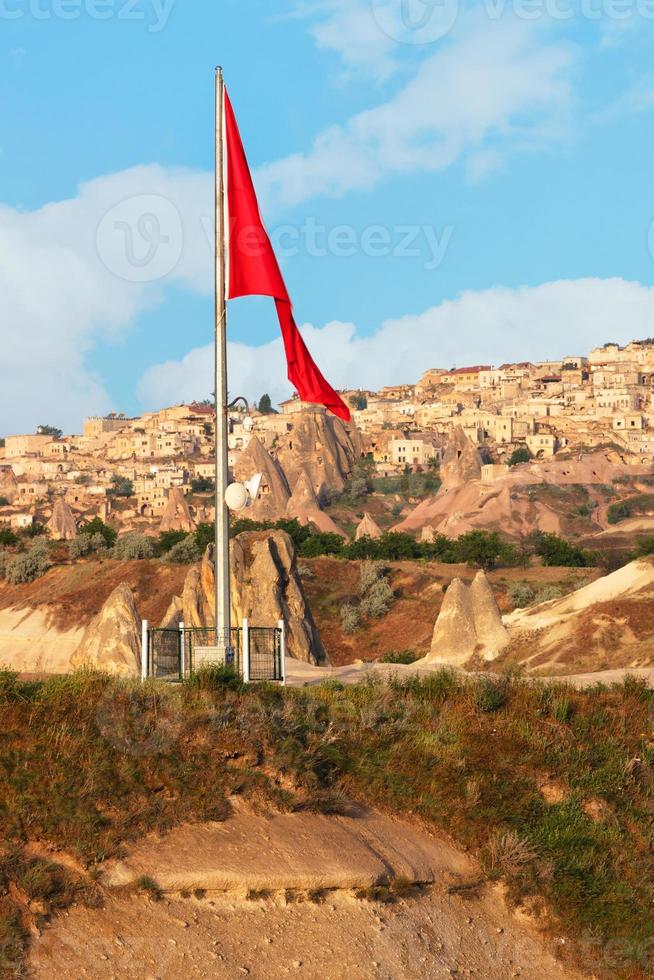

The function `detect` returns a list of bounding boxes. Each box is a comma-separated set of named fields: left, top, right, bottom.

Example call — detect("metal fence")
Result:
left=143, top=620, right=285, bottom=684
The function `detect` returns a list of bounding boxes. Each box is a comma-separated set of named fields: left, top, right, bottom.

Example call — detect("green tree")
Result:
left=191, top=476, right=214, bottom=494
left=194, top=522, right=214, bottom=554
left=257, top=393, right=275, bottom=414
left=299, top=532, right=344, bottom=558
left=508, top=446, right=531, bottom=467
left=78, top=517, right=117, bottom=547
left=36, top=424, right=62, bottom=439
left=158, top=530, right=189, bottom=554
left=530, top=531, right=594, bottom=568
left=107, top=475, right=134, bottom=498
left=0, top=528, right=18, bottom=547
left=455, top=531, right=517, bottom=570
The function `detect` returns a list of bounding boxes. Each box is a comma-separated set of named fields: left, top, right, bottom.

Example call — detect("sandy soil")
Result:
left=28, top=807, right=583, bottom=980
left=502, top=559, right=654, bottom=673
left=303, top=558, right=599, bottom=666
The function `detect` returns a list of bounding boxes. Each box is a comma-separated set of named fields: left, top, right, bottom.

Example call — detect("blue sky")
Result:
left=3, top=0, right=654, bottom=432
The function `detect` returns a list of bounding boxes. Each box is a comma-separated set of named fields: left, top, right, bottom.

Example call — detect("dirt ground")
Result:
left=27, top=807, right=584, bottom=980
left=302, top=558, right=601, bottom=666
left=28, top=888, right=580, bottom=980
left=0, top=559, right=188, bottom=631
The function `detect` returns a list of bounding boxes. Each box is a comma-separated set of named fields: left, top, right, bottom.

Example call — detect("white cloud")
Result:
left=138, top=278, right=654, bottom=410
left=255, top=15, right=575, bottom=210
left=284, top=0, right=399, bottom=80
left=0, top=164, right=212, bottom=435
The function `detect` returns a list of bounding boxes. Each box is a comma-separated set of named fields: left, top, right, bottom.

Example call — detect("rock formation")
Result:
left=0, top=465, right=18, bottom=503
left=72, top=583, right=141, bottom=676
left=160, top=595, right=183, bottom=629
left=425, top=570, right=507, bottom=667
left=286, top=471, right=347, bottom=537
left=182, top=530, right=328, bottom=665
left=439, top=426, right=482, bottom=490
left=160, top=487, right=196, bottom=533
left=419, top=525, right=436, bottom=543
left=275, top=409, right=360, bottom=498
left=355, top=512, right=382, bottom=540
left=232, top=434, right=290, bottom=521
left=469, top=570, right=509, bottom=659
left=427, top=578, right=478, bottom=666
left=46, top=495, right=77, bottom=540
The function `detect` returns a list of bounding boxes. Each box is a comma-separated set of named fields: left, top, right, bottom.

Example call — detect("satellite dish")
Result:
left=243, top=415, right=254, bottom=432
left=224, top=473, right=263, bottom=512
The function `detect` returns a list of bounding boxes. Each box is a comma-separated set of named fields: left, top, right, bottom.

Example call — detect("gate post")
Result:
left=242, top=618, right=250, bottom=683
left=141, top=619, right=149, bottom=682
left=179, top=620, right=185, bottom=680
left=277, top=619, right=286, bottom=686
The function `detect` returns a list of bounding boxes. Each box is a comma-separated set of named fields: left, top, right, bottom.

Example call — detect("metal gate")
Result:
left=183, top=626, right=242, bottom=677
left=247, top=626, right=283, bottom=682
left=148, top=627, right=183, bottom=681
left=143, top=620, right=285, bottom=684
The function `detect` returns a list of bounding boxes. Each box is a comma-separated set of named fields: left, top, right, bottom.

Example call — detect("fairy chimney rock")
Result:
left=440, top=426, right=482, bottom=490
left=232, top=434, right=290, bottom=521
left=182, top=530, right=328, bottom=665
left=427, top=578, right=477, bottom=666
left=426, top=571, right=507, bottom=667
left=355, top=512, right=382, bottom=540
left=286, top=470, right=347, bottom=537
left=47, top=495, right=77, bottom=541
left=469, top=569, right=509, bottom=661
left=72, top=583, right=141, bottom=676
left=160, top=487, right=196, bottom=533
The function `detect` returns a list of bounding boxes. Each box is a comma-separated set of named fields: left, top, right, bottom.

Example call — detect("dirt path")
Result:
left=28, top=807, right=583, bottom=980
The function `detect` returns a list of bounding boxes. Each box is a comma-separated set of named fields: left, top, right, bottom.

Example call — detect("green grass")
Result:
left=1, top=668, right=654, bottom=977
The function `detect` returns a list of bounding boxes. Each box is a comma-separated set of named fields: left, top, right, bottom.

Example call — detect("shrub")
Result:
left=456, top=530, right=518, bottom=571
left=191, top=476, right=213, bottom=494
left=481, top=831, right=538, bottom=880
left=636, top=535, right=654, bottom=557
left=359, top=578, right=394, bottom=619
left=530, top=531, right=594, bottom=568
left=534, top=585, right=563, bottom=604
left=508, top=446, right=531, bottom=467
left=162, top=537, right=201, bottom=564
left=350, top=478, right=370, bottom=499
left=21, top=522, right=46, bottom=539
left=157, top=530, right=188, bottom=554
left=68, top=533, right=107, bottom=559
left=107, top=475, right=134, bottom=498
left=357, top=562, right=394, bottom=619
left=113, top=533, right=156, bottom=560
left=607, top=501, right=631, bottom=524
left=0, top=549, right=10, bottom=579
left=379, top=650, right=420, bottom=664
left=359, top=561, right=383, bottom=595
left=472, top=676, right=508, bottom=713
left=78, top=517, right=117, bottom=547
left=299, top=533, right=344, bottom=558
left=508, top=583, right=535, bottom=608
left=0, top=528, right=18, bottom=547
left=5, top=541, right=52, bottom=584
left=340, top=604, right=360, bottom=634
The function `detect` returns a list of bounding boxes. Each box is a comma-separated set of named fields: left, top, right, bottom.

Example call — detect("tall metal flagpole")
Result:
left=214, top=66, right=231, bottom=647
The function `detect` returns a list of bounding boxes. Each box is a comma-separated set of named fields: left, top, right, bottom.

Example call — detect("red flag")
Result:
left=223, top=89, right=350, bottom=422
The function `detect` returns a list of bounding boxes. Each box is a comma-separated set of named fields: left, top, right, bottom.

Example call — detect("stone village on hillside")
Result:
left=2, top=338, right=654, bottom=541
